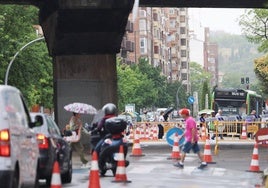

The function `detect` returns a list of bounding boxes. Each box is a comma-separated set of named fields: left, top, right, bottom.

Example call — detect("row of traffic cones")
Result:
left=88, top=145, right=131, bottom=188
left=50, top=145, right=131, bottom=188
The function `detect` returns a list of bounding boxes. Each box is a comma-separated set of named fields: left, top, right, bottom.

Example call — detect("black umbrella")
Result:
left=163, top=107, right=174, bottom=121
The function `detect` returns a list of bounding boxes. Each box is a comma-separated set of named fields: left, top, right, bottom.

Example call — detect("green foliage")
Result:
left=189, top=61, right=212, bottom=110
left=254, top=55, right=268, bottom=97
left=200, top=80, right=211, bottom=110
left=117, top=57, right=188, bottom=112
left=0, top=5, right=53, bottom=108
left=239, top=9, right=268, bottom=53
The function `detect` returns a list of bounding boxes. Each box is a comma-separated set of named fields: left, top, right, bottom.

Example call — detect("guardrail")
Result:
left=128, top=120, right=267, bottom=141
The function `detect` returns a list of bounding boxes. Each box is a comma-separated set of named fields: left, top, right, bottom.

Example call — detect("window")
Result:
left=181, top=61, right=187, bottom=69
left=181, top=39, right=186, bottom=46
left=140, top=38, right=147, bottom=54
left=154, top=46, right=159, bottom=54
left=169, top=20, right=176, bottom=28
left=181, top=50, right=187, bottom=57
left=139, top=10, right=146, bottom=17
left=180, top=8, right=185, bottom=11
left=181, top=73, right=188, bottom=80
left=180, top=16, right=186, bottom=22
left=180, top=27, right=186, bottom=34
left=153, top=13, right=158, bottom=21
left=169, top=8, right=174, bottom=14
left=139, top=19, right=146, bottom=32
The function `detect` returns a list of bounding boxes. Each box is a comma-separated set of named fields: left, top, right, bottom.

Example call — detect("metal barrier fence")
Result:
left=129, top=121, right=266, bottom=141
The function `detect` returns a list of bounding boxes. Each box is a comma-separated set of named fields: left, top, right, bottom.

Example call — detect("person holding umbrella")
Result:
left=69, top=112, right=89, bottom=168
left=64, top=102, right=97, bottom=168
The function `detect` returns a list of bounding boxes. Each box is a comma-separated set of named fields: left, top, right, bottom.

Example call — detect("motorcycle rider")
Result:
left=92, top=103, right=117, bottom=154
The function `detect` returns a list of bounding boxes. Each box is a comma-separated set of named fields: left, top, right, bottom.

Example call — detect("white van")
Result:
left=0, top=85, right=41, bottom=188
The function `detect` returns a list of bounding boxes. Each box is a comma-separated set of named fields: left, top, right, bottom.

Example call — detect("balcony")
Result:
left=126, top=21, right=133, bottom=33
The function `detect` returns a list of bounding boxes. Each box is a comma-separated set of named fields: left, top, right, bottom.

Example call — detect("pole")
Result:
left=176, top=84, right=183, bottom=109
left=134, top=31, right=137, bottom=64
left=5, top=37, right=45, bottom=85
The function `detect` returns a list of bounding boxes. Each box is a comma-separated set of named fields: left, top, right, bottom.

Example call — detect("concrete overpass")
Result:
left=0, top=0, right=267, bottom=126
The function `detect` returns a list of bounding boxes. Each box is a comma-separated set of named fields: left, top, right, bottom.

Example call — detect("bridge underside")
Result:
left=0, top=0, right=268, bottom=8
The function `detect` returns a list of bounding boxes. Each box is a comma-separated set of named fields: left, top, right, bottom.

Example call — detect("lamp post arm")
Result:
left=4, top=37, right=45, bottom=85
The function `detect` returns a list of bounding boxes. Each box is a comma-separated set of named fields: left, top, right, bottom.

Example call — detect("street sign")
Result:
left=125, top=104, right=135, bottom=113
left=255, top=128, right=268, bottom=147
left=188, top=96, right=195, bottom=105
left=166, top=127, right=185, bottom=147
left=247, top=125, right=259, bottom=133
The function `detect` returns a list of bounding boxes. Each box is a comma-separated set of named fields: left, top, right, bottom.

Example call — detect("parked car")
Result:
left=30, top=113, right=72, bottom=185
left=0, top=85, right=42, bottom=188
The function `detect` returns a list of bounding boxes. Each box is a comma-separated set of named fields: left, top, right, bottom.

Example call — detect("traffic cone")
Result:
left=203, top=138, right=216, bottom=164
left=152, top=125, right=158, bottom=141
left=130, top=132, right=145, bottom=157
left=167, top=132, right=181, bottom=160
left=50, top=161, right=62, bottom=188
left=201, top=126, right=207, bottom=141
left=112, top=145, right=131, bottom=183
left=247, top=143, right=262, bottom=173
left=241, top=124, right=247, bottom=139
left=88, top=151, right=101, bottom=188
left=128, top=127, right=134, bottom=140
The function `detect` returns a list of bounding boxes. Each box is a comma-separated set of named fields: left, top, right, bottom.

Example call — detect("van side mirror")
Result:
left=30, top=115, right=43, bottom=128
left=35, top=115, right=43, bottom=126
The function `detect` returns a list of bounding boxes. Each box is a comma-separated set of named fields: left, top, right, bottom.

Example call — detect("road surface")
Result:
left=40, top=141, right=267, bottom=187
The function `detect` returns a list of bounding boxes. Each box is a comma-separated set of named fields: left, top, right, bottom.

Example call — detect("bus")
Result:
left=211, top=88, right=263, bottom=116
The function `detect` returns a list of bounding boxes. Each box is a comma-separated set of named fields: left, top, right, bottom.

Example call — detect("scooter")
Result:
left=86, top=117, right=129, bottom=176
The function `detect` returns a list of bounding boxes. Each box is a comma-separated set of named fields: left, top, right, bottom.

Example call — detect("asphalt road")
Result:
left=39, top=141, right=268, bottom=188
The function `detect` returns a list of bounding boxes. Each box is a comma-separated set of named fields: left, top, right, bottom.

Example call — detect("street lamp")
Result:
left=5, top=37, right=45, bottom=85
left=176, top=84, right=184, bottom=110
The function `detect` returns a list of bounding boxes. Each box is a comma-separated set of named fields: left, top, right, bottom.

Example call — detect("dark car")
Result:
left=30, top=113, right=72, bottom=185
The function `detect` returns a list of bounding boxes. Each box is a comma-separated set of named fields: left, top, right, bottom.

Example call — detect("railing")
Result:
left=128, top=120, right=266, bottom=141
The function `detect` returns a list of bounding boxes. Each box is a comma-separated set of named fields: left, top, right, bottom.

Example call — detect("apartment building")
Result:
left=120, top=7, right=190, bottom=92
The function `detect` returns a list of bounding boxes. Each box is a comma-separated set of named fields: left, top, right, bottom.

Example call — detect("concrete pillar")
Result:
left=53, top=54, right=117, bottom=129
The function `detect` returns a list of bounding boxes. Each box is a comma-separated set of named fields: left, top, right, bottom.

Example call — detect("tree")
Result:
left=117, top=59, right=157, bottom=111
left=0, top=5, right=53, bottom=108
left=254, top=55, right=268, bottom=96
left=117, top=57, right=189, bottom=112
left=239, top=9, right=268, bottom=53
left=189, top=61, right=212, bottom=109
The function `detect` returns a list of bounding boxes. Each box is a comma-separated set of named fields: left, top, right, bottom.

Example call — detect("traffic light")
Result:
left=241, top=78, right=245, bottom=84
left=246, top=77, right=250, bottom=84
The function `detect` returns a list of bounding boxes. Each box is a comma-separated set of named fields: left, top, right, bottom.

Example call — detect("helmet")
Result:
left=102, top=103, right=117, bottom=115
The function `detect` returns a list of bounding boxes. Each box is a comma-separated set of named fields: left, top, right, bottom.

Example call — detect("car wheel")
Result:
left=45, top=175, right=51, bottom=186
left=61, top=157, right=72, bottom=184
left=12, top=167, right=19, bottom=188
left=112, top=167, right=117, bottom=177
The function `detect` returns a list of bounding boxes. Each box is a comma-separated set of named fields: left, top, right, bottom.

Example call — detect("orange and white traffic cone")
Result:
left=201, top=126, right=207, bottom=141
left=241, top=124, right=247, bottom=139
left=167, top=132, right=181, bottom=160
left=112, top=145, right=131, bottom=183
left=128, top=127, right=134, bottom=140
left=130, top=132, right=145, bottom=157
left=203, top=138, right=216, bottom=164
left=88, top=151, right=101, bottom=188
left=152, top=125, right=158, bottom=141
left=247, top=143, right=262, bottom=173
left=50, top=161, right=62, bottom=188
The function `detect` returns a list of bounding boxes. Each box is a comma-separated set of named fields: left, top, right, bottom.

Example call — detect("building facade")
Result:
left=119, top=7, right=190, bottom=92
left=203, top=27, right=219, bottom=87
